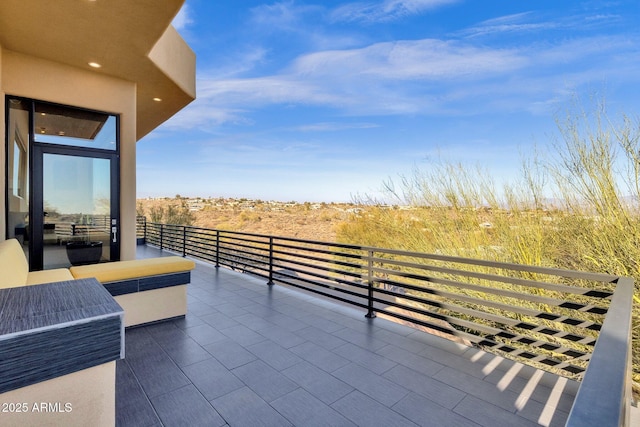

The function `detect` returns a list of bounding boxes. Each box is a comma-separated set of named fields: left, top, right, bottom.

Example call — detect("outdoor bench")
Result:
left=70, top=256, right=195, bottom=327
left=0, top=238, right=195, bottom=327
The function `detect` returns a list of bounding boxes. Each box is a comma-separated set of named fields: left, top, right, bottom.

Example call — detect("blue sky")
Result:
left=137, top=0, right=640, bottom=202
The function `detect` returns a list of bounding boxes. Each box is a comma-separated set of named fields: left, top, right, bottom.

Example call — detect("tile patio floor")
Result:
left=116, top=245, right=578, bottom=427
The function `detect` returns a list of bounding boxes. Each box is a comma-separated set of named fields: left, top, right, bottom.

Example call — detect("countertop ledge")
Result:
left=0, top=278, right=124, bottom=394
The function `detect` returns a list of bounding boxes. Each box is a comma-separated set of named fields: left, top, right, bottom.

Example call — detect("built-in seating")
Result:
left=70, top=257, right=195, bottom=327
left=0, top=238, right=74, bottom=286
left=0, top=238, right=195, bottom=327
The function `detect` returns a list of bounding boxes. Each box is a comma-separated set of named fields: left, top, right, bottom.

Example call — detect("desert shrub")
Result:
left=142, top=199, right=195, bottom=226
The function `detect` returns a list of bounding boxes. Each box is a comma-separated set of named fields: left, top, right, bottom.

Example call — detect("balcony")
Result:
left=117, top=220, right=636, bottom=426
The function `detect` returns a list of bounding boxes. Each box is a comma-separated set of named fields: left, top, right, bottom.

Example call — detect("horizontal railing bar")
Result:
left=146, top=221, right=619, bottom=282
left=183, top=245, right=217, bottom=258
left=272, top=273, right=369, bottom=305
left=185, top=233, right=217, bottom=241
left=217, top=240, right=270, bottom=255
left=184, top=241, right=218, bottom=252
left=185, top=239, right=217, bottom=248
left=271, top=254, right=365, bottom=281
left=369, top=292, right=592, bottom=362
left=273, top=269, right=366, bottom=296
left=271, top=257, right=596, bottom=356
left=276, top=278, right=371, bottom=311
left=375, top=277, right=602, bottom=332
left=273, top=241, right=367, bottom=261
left=371, top=286, right=596, bottom=350
left=271, top=249, right=605, bottom=324
left=217, top=255, right=270, bottom=275
left=207, top=226, right=612, bottom=283
left=185, top=227, right=217, bottom=235
left=372, top=265, right=609, bottom=314
left=371, top=302, right=586, bottom=374
left=217, top=251, right=269, bottom=267
left=218, top=259, right=270, bottom=278
left=370, top=255, right=614, bottom=297
left=188, top=250, right=217, bottom=264
left=218, top=236, right=269, bottom=248
left=364, top=248, right=620, bottom=283
left=272, top=248, right=366, bottom=271
left=217, top=238, right=269, bottom=250
left=218, top=234, right=271, bottom=247
left=270, top=261, right=369, bottom=292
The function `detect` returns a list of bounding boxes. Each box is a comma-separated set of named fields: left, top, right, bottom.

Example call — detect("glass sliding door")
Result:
left=5, top=96, right=120, bottom=271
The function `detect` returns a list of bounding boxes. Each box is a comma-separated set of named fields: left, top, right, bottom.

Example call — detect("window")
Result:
left=33, top=102, right=117, bottom=151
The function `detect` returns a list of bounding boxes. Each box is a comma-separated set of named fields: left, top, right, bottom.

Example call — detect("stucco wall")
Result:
left=0, top=49, right=137, bottom=261
left=149, top=25, right=196, bottom=99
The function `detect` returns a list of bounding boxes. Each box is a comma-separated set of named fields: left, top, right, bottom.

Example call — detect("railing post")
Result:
left=565, top=277, right=634, bottom=427
left=182, top=226, right=187, bottom=257
left=267, top=237, right=274, bottom=286
left=215, top=230, right=220, bottom=268
left=365, top=249, right=376, bottom=318
left=160, top=224, right=164, bottom=250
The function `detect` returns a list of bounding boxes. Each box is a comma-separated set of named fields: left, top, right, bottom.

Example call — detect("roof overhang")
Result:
left=0, top=0, right=196, bottom=140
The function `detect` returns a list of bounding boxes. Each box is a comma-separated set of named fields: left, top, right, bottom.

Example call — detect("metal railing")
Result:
left=137, top=217, right=634, bottom=426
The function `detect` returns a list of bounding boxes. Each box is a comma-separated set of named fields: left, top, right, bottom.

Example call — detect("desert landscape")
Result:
left=136, top=196, right=362, bottom=243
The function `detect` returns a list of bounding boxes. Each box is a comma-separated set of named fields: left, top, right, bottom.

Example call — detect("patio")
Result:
left=116, top=245, right=578, bottom=427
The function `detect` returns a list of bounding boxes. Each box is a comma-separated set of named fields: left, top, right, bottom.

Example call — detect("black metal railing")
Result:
left=137, top=217, right=634, bottom=426
left=136, top=215, right=147, bottom=245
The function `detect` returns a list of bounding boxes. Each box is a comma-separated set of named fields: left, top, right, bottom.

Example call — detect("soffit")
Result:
left=0, top=0, right=194, bottom=140
left=34, top=103, right=108, bottom=140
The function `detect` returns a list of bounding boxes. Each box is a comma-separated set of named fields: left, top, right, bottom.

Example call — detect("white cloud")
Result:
left=250, top=1, right=321, bottom=30
left=160, top=31, right=640, bottom=131
left=459, top=10, right=626, bottom=39
left=457, top=12, right=559, bottom=38
left=158, top=104, right=251, bottom=132
left=197, top=76, right=345, bottom=106
left=331, top=0, right=459, bottom=23
left=295, top=122, right=380, bottom=132
left=212, top=48, right=270, bottom=79
left=174, top=39, right=526, bottom=124
left=172, top=4, right=193, bottom=31
left=291, top=39, right=526, bottom=80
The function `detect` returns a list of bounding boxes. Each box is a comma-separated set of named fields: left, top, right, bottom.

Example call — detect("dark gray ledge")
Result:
left=0, top=278, right=124, bottom=394
left=103, top=271, right=191, bottom=296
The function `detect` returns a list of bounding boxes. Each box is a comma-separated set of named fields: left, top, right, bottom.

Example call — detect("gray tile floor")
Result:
left=116, top=246, right=578, bottom=427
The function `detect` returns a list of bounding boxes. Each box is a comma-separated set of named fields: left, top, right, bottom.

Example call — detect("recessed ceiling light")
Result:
left=88, top=62, right=102, bottom=68
left=153, top=97, right=162, bottom=102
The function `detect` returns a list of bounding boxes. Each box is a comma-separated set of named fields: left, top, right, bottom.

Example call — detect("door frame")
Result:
left=30, top=144, right=120, bottom=270
left=4, top=96, right=121, bottom=271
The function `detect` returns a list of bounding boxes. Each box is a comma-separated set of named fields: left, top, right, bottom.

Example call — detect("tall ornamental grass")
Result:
left=337, top=101, right=640, bottom=391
